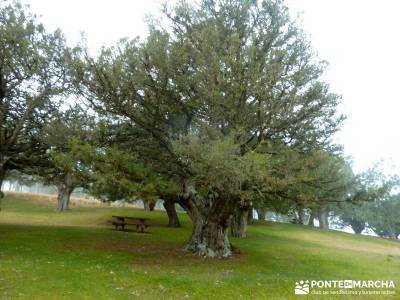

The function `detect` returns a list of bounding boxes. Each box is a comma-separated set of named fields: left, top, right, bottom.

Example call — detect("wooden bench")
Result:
left=111, top=216, right=150, bottom=233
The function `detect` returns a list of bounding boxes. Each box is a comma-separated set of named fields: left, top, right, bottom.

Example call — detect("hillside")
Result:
left=0, top=193, right=399, bottom=299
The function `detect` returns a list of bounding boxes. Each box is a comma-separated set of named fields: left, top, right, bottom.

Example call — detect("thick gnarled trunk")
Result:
left=57, top=184, right=74, bottom=212
left=181, top=196, right=233, bottom=258
left=163, top=198, right=181, bottom=227
left=230, top=206, right=249, bottom=238
left=186, top=216, right=231, bottom=258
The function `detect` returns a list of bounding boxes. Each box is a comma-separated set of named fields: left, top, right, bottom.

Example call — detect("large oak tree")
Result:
left=74, top=0, right=344, bottom=257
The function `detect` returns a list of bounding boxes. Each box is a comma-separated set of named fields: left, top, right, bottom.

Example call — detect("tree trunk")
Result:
left=0, top=167, right=5, bottom=212
left=387, top=226, right=398, bottom=239
left=181, top=195, right=233, bottom=258
left=230, top=207, right=249, bottom=238
left=149, top=201, right=156, bottom=211
left=298, top=208, right=307, bottom=225
left=349, top=219, right=364, bottom=234
left=15, top=182, right=21, bottom=192
left=57, top=184, right=74, bottom=212
left=247, top=207, right=254, bottom=224
left=143, top=200, right=150, bottom=211
left=187, top=216, right=231, bottom=258
left=256, top=208, right=266, bottom=220
left=308, top=211, right=316, bottom=226
left=317, top=205, right=329, bottom=229
left=163, top=198, right=181, bottom=227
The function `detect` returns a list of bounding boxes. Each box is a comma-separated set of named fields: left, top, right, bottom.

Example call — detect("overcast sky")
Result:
left=21, top=0, right=400, bottom=175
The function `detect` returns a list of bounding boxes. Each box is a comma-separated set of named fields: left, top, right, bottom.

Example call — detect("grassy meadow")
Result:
left=0, top=192, right=399, bottom=299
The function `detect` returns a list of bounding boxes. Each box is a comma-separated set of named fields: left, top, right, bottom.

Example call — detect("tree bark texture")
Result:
left=57, top=184, right=74, bottom=212
left=163, top=198, right=181, bottom=227
left=56, top=173, right=75, bottom=212
left=230, top=206, right=249, bottom=238
left=180, top=193, right=234, bottom=258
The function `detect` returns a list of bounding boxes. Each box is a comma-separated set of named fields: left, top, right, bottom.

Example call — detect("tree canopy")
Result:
left=73, top=0, right=344, bottom=257
left=0, top=1, right=71, bottom=202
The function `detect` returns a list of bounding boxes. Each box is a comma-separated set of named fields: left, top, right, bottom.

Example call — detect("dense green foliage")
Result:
left=68, top=141, right=178, bottom=203
left=0, top=1, right=71, bottom=201
left=331, top=169, right=399, bottom=237
left=36, top=105, right=97, bottom=211
left=367, top=194, right=400, bottom=239
left=72, top=0, right=344, bottom=257
left=334, top=192, right=400, bottom=238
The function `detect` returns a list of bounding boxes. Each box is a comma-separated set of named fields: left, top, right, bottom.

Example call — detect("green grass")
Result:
left=0, top=192, right=399, bottom=299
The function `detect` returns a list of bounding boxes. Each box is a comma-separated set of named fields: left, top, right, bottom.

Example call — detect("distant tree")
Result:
left=253, top=145, right=352, bottom=230
left=37, top=105, right=96, bottom=211
left=333, top=168, right=398, bottom=234
left=306, top=152, right=353, bottom=229
left=0, top=1, right=70, bottom=208
left=366, top=194, right=400, bottom=239
left=334, top=202, right=366, bottom=234
left=4, top=170, right=36, bottom=189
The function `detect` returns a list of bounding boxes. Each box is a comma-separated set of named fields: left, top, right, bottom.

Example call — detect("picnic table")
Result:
left=111, top=216, right=149, bottom=233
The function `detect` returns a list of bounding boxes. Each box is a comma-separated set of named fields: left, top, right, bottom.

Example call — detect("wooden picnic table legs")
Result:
left=136, top=222, right=145, bottom=233
left=112, top=220, right=126, bottom=231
